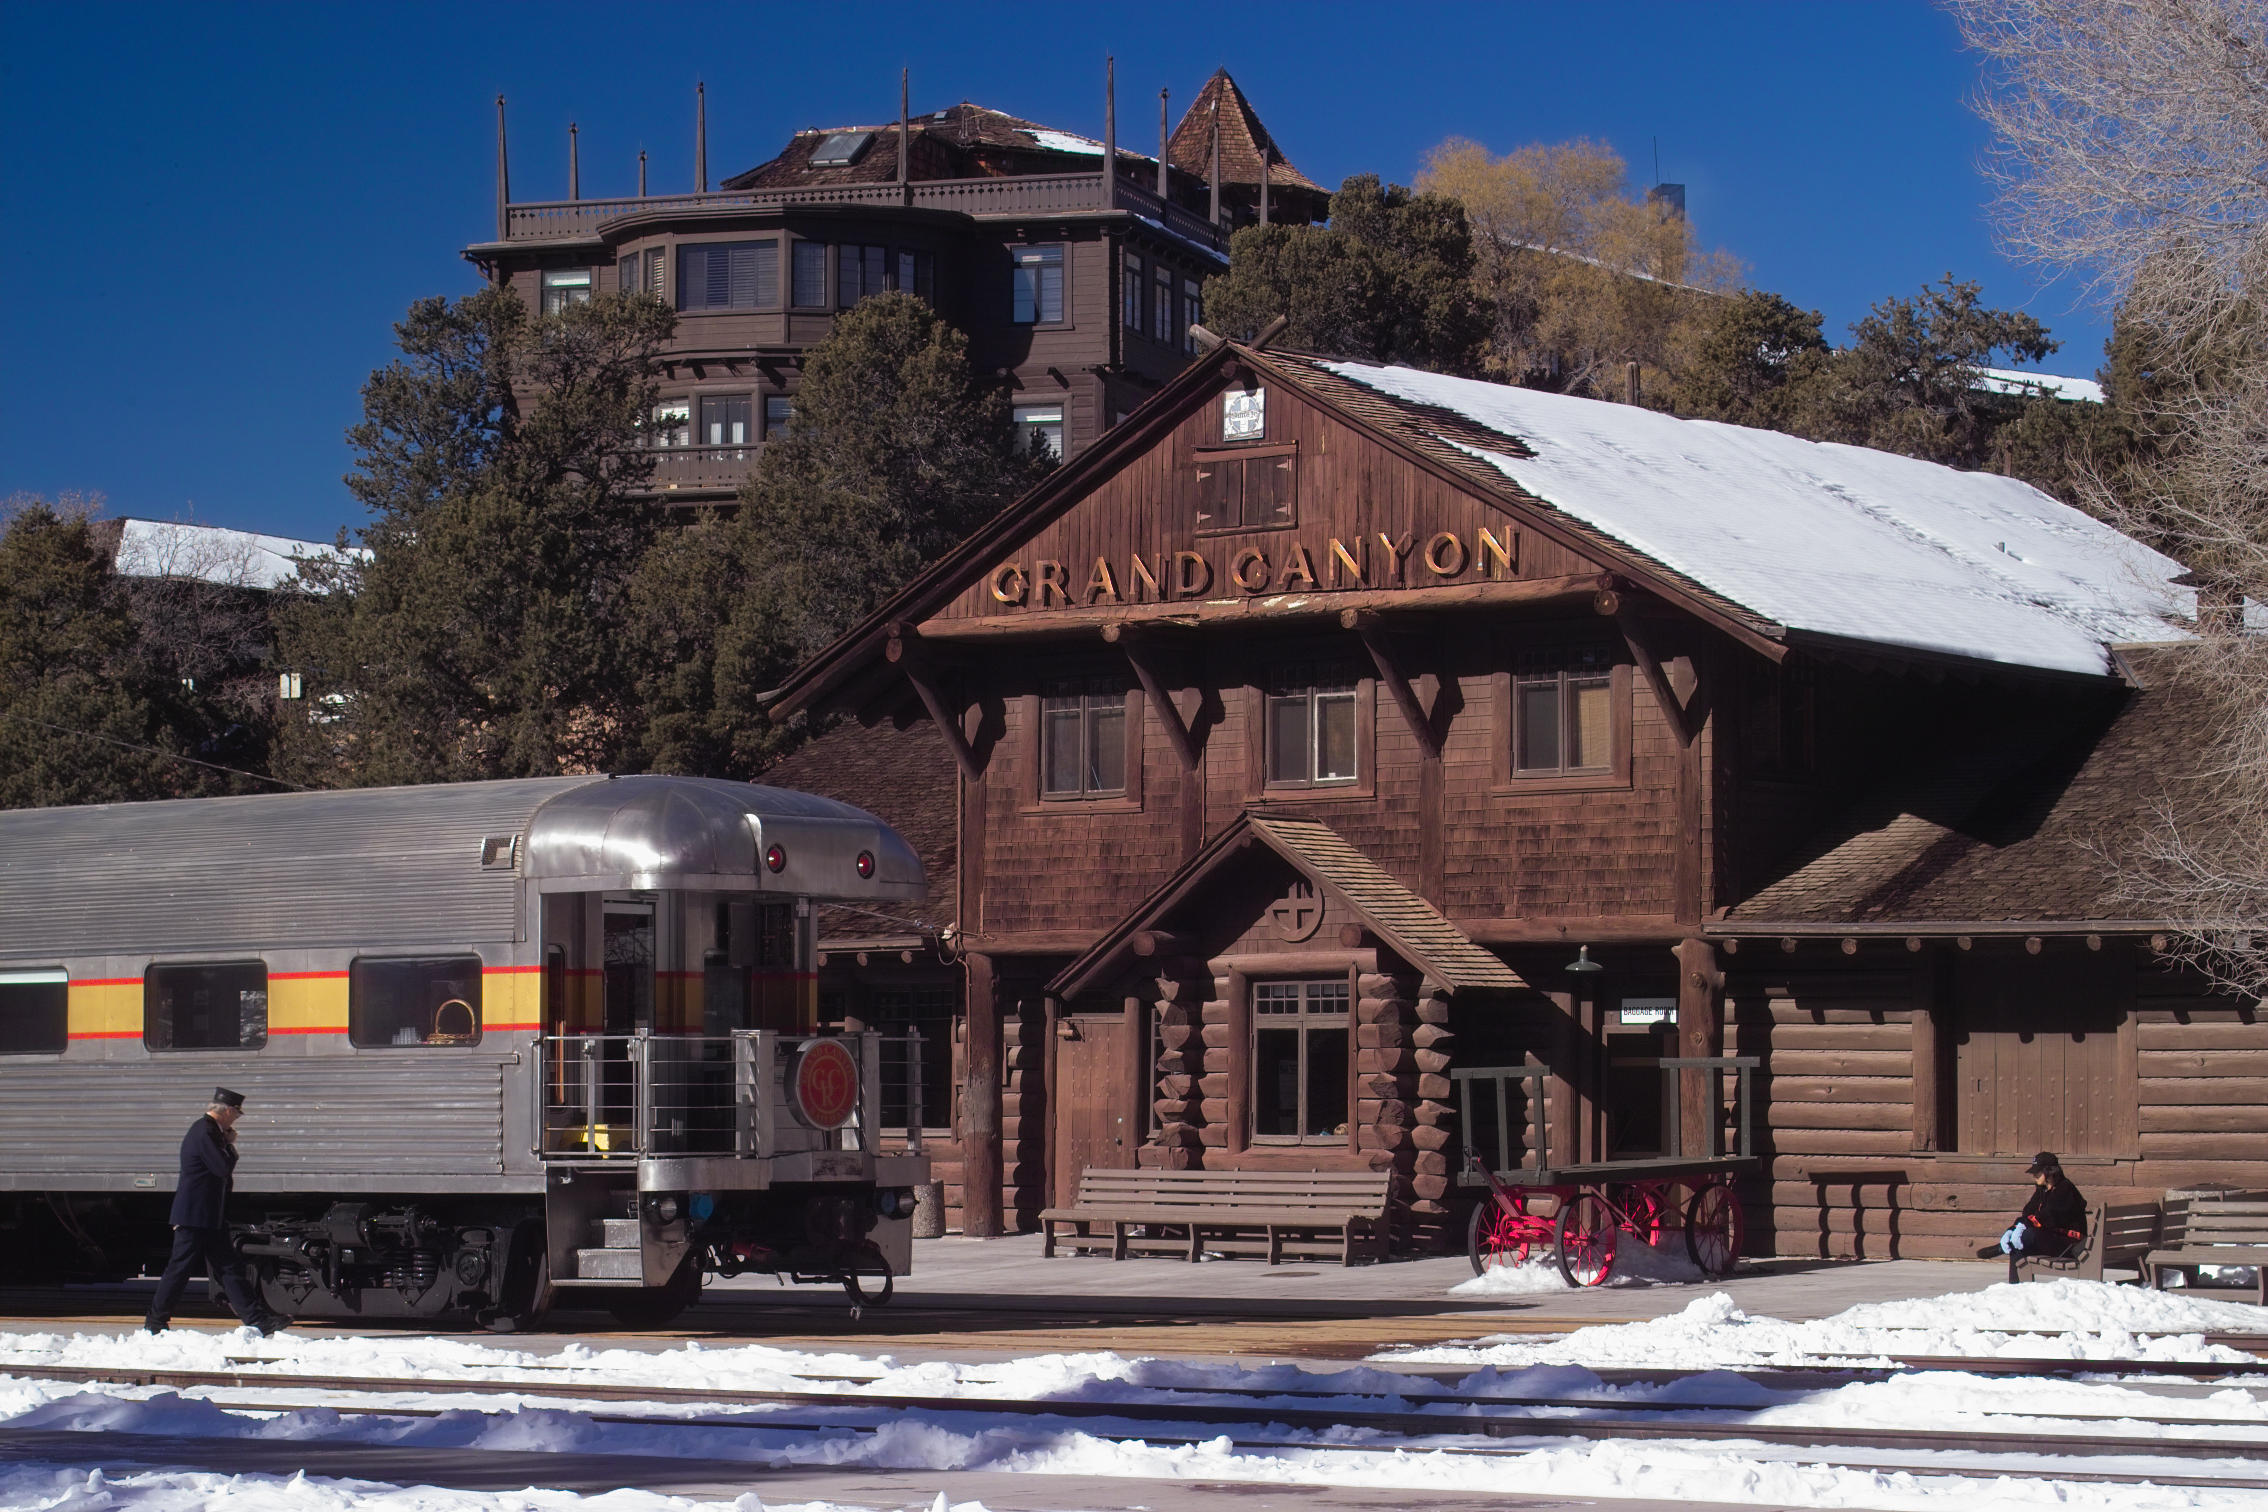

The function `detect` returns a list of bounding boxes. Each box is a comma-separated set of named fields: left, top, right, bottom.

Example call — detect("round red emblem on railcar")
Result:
left=792, top=1038, right=860, bottom=1129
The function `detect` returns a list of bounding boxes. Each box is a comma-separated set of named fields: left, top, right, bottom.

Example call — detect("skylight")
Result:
left=809, top=130, right=874, bottom=168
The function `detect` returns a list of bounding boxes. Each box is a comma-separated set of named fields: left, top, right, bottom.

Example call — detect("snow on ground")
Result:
left=1390, top=1281, right=2268, bottom=1368
left=1320, top=360, right=2189, bottom=676
left=0, top=1466, right=941, bottom=1512
left=1450, top=1237, right=1707, bottom=1295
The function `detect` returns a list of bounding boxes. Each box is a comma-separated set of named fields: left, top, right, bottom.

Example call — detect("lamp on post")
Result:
left=1564, top=946, right=1604, bottom=976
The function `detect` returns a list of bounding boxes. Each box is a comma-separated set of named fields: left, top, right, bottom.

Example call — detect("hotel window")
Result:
left=1514, top=652, right=1615, bottom=777
left=895, top=250, right=935, bottom=303
left=541, top=268, right=592, bottom=314
left=145, top=962, right=268, bottom=1051
left=764, top=395, right=794, bottom=439
left=837, top=244, right=886, bottom=309
left=790, top=240, right=828, bottom=308
left=651, top=398, right=690, bottom=449
left=1041, top=678, right=1127, bottom=799
left=0, top=970, right=66, bottom=1056
left=618, top=246, right=664, bottom=299
left=1013, top=403, right=1065, bottom=460
left=678, top=241, right=778, bottom=311
left=1154, top=262, right=1174, bottom=344
left=700, top=394, right=752, bottom=451
left=1124, top=253, right=1144, bottom=331
left=1266, top=664, right=1360, bottom=788
left=1252, top=980, right=1350, bottom=1142
left=349, top=956, right=483, bottom=1048
left=1183, top=278, right=1203, bottom=353
left=1012, top=245, right=1065, bottom=324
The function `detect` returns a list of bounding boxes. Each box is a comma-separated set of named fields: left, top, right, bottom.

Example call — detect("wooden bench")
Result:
left=2012, top=1201, right=2159, bottom=1284
left=2147, top=1196, right=2268, bottom=1304
left=1039, top=1168, right=1393, bottom=1266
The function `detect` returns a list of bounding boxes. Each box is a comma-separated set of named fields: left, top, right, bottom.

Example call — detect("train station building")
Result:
left=764, top=335, right=2263, bottom=1259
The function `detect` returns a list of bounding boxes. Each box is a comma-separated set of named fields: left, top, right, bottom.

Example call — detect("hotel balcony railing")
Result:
left=631, top=443, right=760, bottom=498
left=501, top=173, right=1228, bottom=257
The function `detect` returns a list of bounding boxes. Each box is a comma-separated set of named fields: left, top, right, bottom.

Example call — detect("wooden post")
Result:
left=495, top=96, right=510, bottom=241
left=568, top=122, right=579, bottom=202
left=638, top=149, right=647, bottom=198
left=963, top=952, right=1002, bottom=1236
left=694, top=81, right=707, bottom=194
left=1102, top=57, right=1116, bottom=212
left=1546, top=985, right=1579, bottom=1171
left=1041, top=993, right=1060, bottom=1206
left=1674, top=937, right=1724, bottom=1157
left=1225, top=967, right=1250, bottom=1155
left=1126, top=991, right=1148, bottom=1165
left=1157, top=89, right=1169, bottom=197
left=1208, top=101, right=1221, bottom=226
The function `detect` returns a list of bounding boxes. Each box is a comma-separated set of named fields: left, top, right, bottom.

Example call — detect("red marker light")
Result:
left=856, top=850, right=875, bottom=879
left=765, top=844, right=787, bottom=873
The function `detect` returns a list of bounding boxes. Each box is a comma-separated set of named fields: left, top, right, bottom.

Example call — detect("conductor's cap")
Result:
left=211, top=1087, right=245, bottom=1110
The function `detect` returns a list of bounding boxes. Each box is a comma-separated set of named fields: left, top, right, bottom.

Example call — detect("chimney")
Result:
left=638, top=149, right=648, bottom=198
left=1157, top=89, right=1169, bottom=198
left=1647, top=182, right=1686, bottom=221
left=568, top=122, right=579, bottom=202
left=899, top=68, right=911, bottom=205
left=695, top=81, right=708, bottom=194
left=495, top=95, right=510, bottom=240
left=1102, top=57, right=1116, bottom=212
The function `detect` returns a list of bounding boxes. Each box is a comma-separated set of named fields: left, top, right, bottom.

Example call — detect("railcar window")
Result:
left=349, top=956, right=483, bottom=1048
left=0, top=970, right=67, bottom=1055
left=145, top=962, right=268, bottom=1051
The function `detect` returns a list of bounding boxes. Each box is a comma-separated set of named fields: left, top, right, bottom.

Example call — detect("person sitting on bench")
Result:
left=1999, top=1151, right=2087, bottom=1283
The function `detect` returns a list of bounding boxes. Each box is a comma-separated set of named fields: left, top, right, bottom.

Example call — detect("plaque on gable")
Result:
left=1267, top=878, right=1323, bottom=942
left=1223, top=387, right=1265, bottom=441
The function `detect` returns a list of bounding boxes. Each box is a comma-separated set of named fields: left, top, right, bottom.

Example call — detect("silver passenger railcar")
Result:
left=0, top=775, right=933, bottom=1328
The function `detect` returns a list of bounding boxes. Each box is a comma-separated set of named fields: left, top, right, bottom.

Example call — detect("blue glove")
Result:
left=1999, top=1225, right=2025, bottom=1253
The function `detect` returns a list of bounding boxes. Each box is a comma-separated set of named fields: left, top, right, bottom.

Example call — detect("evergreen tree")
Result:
left=1202, top=175, right=1490, bottom=372
left=631, top=293, right=1046, bottom=775
left=1669, top=291, right=1832, bottom=430
left=275, top=287, right=674, bottom=786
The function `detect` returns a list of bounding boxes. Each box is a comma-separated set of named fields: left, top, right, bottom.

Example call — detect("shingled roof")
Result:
left=721, top=101, right=1148, bottom=192
left=1723, top=645, right=2203, bottom=929
left=1166, top=69, right=1326, bottom=201
left=757, top=718, right=958, bottom=942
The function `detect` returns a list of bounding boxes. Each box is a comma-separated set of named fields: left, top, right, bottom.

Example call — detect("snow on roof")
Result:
left=1027, top=128, right=1103, bottom=156
left=1977, top=367, right=2106, bottom=404
left=1319, top=362, right=2189, bottom=677
left=113, top=518, right=363, bottom=592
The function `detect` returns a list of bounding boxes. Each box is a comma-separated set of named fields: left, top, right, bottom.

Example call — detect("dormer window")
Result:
left=809, top=131, right=874, bottom=168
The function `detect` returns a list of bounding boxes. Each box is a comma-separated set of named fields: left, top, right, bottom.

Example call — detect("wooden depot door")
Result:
left=1053, top=1012, right=1134, bottom=1208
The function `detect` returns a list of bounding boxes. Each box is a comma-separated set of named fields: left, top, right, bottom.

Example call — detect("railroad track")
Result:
left=6, top=1357, right=2266, bottom=1492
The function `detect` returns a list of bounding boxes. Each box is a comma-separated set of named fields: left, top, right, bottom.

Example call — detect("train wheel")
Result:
left=1466, top=1199, right=1532, bottom=1275
left=1554, top=1191, right=1618, bottom=1288
left=605, top=1258, right=701, bottom=1328
left=1685, top=1184, right=1745, bottom=1278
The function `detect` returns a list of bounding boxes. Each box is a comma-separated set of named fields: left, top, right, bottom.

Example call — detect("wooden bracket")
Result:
left=1615, top=608, right=1708, bottom=748
left=1104, top=623, right=1201, bottom=770
left=886, top=623, right=983, bottom=781
left=1344, top=608, right=1441, bottom=756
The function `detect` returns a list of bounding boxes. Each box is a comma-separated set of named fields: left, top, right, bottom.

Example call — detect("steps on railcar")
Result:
left=568, top=1192, right=643, bottom=1281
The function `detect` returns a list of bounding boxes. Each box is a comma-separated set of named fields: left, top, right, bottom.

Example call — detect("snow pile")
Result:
left=1321, top=361, right=2189, bottom=676
left=1385, top=1283, right=2268, bottom=1368
left=0, top=1465, right=974, bottom=1512
left=1450, top=1238, right=1708, bottom=1295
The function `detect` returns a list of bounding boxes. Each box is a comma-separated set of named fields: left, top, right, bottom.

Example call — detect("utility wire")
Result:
left=0, top=709, right=312, bottom=792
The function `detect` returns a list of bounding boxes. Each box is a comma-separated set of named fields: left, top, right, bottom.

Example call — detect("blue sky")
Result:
left=0, top=1, right=2107, bottom=544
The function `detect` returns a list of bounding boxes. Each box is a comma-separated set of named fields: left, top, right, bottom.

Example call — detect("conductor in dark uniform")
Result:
left=142, top=1088, right=289, bottom=1334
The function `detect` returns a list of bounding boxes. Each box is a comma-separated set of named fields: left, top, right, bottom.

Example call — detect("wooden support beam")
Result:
left=1614, top=608, right=1706, bottom=747
left=1343, top=609, right=1439, bottom=755
left=1131, top=930, right=1190, bottom=957
left=1104, top=625, right=1201, bottom=770
left=887, top=625, right=983, bottom=781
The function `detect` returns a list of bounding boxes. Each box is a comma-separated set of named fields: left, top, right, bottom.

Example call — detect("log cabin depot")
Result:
left=765, top=337, right=2262, bottom=1260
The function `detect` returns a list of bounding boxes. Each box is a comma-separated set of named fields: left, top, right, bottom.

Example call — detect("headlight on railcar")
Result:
left=874, top=1187, right=917, bottom=1219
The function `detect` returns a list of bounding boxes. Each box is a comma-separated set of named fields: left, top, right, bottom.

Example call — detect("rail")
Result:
left=639, top=443, right=761, bottom=496
left=499, top=174, right=1228, bottom=255
left=1454, top=1056, right=1759, bottom=1185
left=532, top=1029, right=925, bottom=1161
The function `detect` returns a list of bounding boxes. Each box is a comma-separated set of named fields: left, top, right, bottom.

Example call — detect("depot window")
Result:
left=1515, top=660, right=1615, bottom=777
left=1013, top=245, right=1065, bottom=324
left=1266, top=664, right=1360, bottom=788
left=350, top=956, right=483, bottom=1048
left=1252, top=980, right=1350, bottom=1143
left=0, top=970, right=67, bottom=1056
left=145, top=962, right=268, bottom=1051
left=1041, top=678, right=1127, bottom=799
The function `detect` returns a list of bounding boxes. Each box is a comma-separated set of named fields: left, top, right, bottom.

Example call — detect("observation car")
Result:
left=0, top=775, right=934, bottom=1329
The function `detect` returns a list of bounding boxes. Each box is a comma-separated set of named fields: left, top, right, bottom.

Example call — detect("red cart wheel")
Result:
left=1466, top=1198, right=1533, bottom=1275
left=1656, top=1181, right=1698, bottom=1240
left=1555, top=1191, right=1618, bottom=1287
left=1686, top=1182, right=1745, bottom=1278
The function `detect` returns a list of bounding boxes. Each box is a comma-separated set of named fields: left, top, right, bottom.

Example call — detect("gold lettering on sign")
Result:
left=1128, top=554, right=1162, bottom=602
left=1424, top=531, right=1467, bottom=577
left=1328, top=537, right=1366, bottom=587
left=990, top=562, right=1028, bottom=605
left=1280, top=542, right=1318, bottom=593
left=1378, top=531, right=1416, bottom=584
left=1477, top=526, right=1516, bottom=579
left=1230, top=548, right=1271, bottom=593
left=1086, top=557, right=1121, bottom=605
left=1035, top=559, right=1070, bottom=607
left=1173, top=550, right=1212, bottom=598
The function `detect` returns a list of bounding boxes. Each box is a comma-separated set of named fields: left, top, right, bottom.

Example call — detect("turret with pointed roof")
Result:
left=1166, top=69, right=1329, bottom=228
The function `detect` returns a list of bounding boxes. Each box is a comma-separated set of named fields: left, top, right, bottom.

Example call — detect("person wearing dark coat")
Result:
left=1999, top=1151, right=2088, bottom=1282
left=143, top=1088, right=289, bottom=1334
